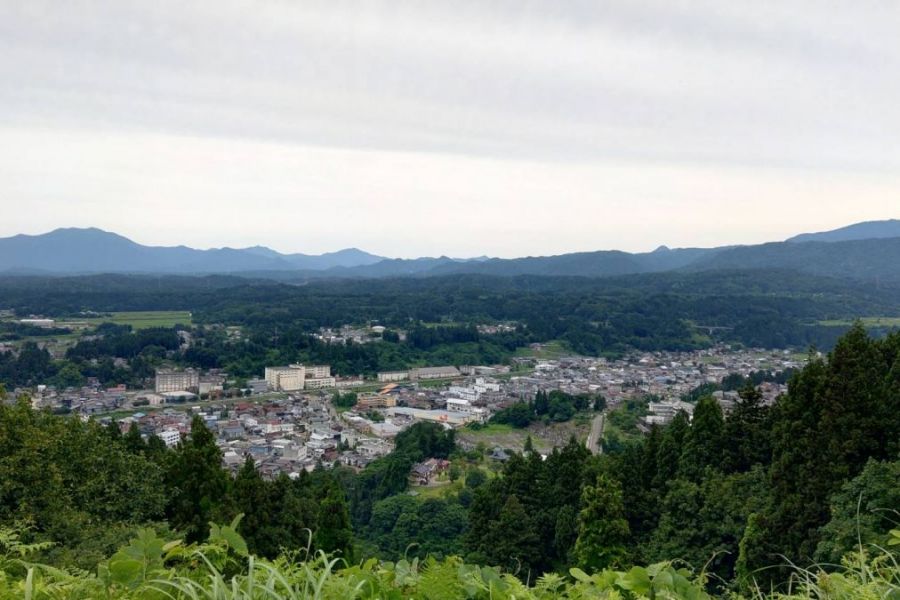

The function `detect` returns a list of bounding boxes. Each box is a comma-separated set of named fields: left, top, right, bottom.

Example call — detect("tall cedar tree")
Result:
left=722, top=384, right=772, bottom=473
left=164, top=416, right=231, bottom=543
left=315, top=484, right=354, bottom=561
left=653, top=410, right=689, bottom=488
left=574, top=474, right=630, bottom=572
left=678, top=396, right=724, bottom=481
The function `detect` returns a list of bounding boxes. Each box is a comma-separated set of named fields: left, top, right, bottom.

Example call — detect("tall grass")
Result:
left=5, top=527, right=899, bottom=599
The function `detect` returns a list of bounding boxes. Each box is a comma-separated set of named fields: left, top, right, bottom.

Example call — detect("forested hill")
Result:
left=318, top=236, right=900, bottom=281
left=1, top=270, right=899, bottom=357
left=685, top=236, right=900, bottom=281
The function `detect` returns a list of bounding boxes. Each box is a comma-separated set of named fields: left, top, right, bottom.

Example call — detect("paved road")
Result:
left=586, top=413, right=605, bottom=455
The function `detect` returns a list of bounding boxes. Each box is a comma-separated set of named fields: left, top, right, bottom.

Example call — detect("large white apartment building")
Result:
left=265, top=365, right=306, bottom=391
left=155, top=368, right=199, bottom=393
left=264, top=364, right=334, bottom=391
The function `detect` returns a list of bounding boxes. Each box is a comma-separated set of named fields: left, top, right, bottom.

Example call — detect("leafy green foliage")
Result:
left=492, top=391, right=595, bottom=428
left=0, top=398, right=166, bottom=569
left=3, top=269, right=899, bottom=387
left=366, top=495, right=468, bottom=560
left=330, top=391, right=358, bottom=409
left=3, top=522, right=899, bottom=600
left=343, top=423, right=456, bottom=528
left=814, top=457, right=900, bottom=564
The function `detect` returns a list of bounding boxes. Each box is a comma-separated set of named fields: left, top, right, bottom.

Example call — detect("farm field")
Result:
left=61, top=310, right=192, bottom=330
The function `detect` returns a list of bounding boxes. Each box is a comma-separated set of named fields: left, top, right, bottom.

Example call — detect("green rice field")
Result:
left=60, top=310, right=192, bottom=331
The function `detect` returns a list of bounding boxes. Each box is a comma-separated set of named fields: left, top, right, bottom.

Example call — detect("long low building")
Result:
left=305, top=377, right=337, bottom=390
left=377, top=371, right=409, bottom=383
left=409, top=366, right=461, bottom=380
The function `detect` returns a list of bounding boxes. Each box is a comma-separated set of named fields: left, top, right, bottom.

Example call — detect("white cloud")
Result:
left=0, top=1, right=898, bottom=256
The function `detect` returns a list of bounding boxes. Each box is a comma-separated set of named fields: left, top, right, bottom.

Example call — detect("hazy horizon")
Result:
left=0, top=218, right=897, bottom=261
left=2, top=2, right=899, bottom=258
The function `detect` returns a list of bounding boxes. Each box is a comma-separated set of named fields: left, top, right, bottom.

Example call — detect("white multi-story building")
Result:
left=155, top=368, right=199, bottom=393
left=159, top=429, right=182, bottom=447
left=474, top=378, right=501, bottom=393
left=448, top=385, right=479, bottom=403
left=264, top=364, right=334, bottom=391
left=265, top=365, right=306, bottom=391
left=448, top=378, right=501, bottom=403
left=446, top=398, right=488, bottom=422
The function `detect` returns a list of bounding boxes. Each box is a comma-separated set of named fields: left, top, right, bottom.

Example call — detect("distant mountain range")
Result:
left=1, top=220, right=899, bottom=281
left=0, top=228, right=386, bottom=274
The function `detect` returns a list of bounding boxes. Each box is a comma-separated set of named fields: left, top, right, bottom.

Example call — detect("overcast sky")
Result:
left=1, top=1, right=898, bottom=258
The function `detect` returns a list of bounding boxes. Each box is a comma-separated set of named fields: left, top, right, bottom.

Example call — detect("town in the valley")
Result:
left=7, top=332, right=807, bottom=480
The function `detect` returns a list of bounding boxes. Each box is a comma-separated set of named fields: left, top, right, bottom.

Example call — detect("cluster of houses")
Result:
left=5, top=339, right=809, bottom=482
left=107, top=393, right=395, bottom=478
left=507, top=346, right=806, bottom=427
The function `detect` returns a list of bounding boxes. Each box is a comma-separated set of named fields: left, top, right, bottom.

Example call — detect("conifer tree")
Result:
left=232, top=457, right=273, bottom=556
left=164, top=416, right=231, bottom=543
left=722, top=383, right=771, bottom=473
left=315, top=484, right=354, bottom=561
left=679, top=396, right=724, bottom=480
left=574, top=474, right=630, bottom=572
left=488, top=495, right=541, bottom=574
left=653, top=410, right=689, bottom=487
left=123, top=422, right=146, bottom=455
